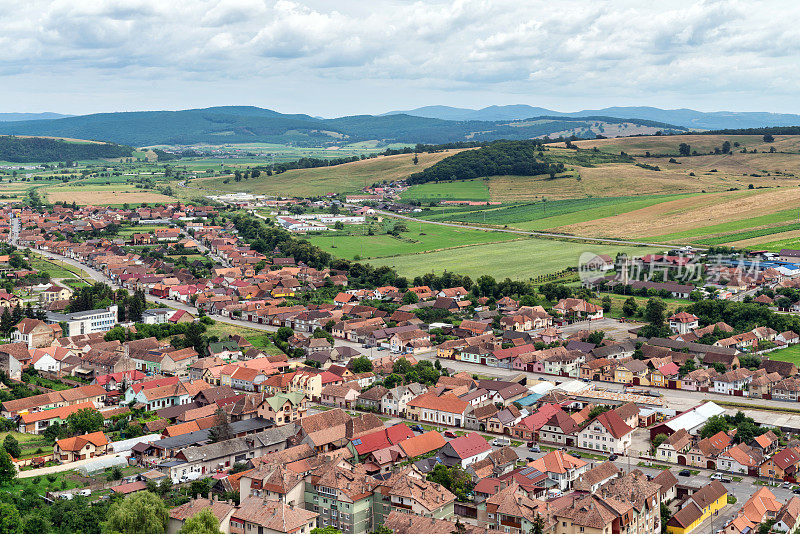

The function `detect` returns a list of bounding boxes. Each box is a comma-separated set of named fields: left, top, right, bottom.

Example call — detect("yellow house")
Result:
left=614, top=367, right=633, bottom=384
left=650, top=369, right=666, bottom=388
left=666, top=481, right=727, bottom=534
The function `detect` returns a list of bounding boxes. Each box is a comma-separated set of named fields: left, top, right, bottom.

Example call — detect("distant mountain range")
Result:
left=0, top=106, right=685, bottom=147
left=383, top=105, right=800, bottom=131
left=0, top=112, right=72, bottom=122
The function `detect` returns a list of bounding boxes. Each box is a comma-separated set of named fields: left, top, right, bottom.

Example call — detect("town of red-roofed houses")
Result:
left=2, top=200, right=800, bottom=534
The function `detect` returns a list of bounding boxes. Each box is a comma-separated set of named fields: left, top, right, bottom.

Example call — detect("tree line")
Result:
left=406, top=140, right=565, bottom=185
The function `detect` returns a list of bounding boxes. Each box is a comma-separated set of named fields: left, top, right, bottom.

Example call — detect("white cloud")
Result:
left=0, top=0, right=798, bottom=114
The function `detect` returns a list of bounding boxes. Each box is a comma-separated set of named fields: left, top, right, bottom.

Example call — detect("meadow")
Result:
left=307, top=224, right=519, bottom=260
left=364, top=237, right=660, bottom=281
left=400, top=179, right=490, bottom=201
left=769, top=345, right=800, bottom=365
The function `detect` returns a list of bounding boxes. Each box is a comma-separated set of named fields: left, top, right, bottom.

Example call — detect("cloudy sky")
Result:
left=1, top=0, right=797, bottom=117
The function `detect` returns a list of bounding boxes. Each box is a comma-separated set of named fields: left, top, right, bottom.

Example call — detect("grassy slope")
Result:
left=564, top=135, right=800, bottom=155
left=365, top=238, right=660, bottom=281
left=307, top=224, right=518, bottom=260
left=194, top=150, right=465, bottom=197
left=770, top=345, right=800, bottom=365
left=400, top=179, right=490, bottom=201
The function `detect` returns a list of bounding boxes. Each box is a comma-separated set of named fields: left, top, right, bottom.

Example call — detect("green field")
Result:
left=401, top=179, right=490, bottom=201
left=365, top=237, right=661, bottom=280
left=308, top=224, right=518, bottom=260
left=418, top=193, right=695, bottom=231
left=769, top=345, right=800, bottom=365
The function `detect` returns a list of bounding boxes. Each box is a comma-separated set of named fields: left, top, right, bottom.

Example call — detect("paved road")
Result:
left=24, top=247, right=366, bottom=352
left=412, top=351, right=800, bottom=413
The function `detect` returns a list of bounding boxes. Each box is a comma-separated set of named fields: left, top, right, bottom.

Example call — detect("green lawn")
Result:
left=769, top=345, right=800, bottom=365
left=367, top=237, right=661, bottom=280
left=750, top=236, right=800, bottom=252
left=401, top=179, right=490, bottom=201
left=308, top=224, right=518, bottom=260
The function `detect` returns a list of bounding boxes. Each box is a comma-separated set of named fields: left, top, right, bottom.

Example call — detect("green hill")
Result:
left=0, top=106, right=688, bottom=147
left=0, top=136, right=133, bottom=163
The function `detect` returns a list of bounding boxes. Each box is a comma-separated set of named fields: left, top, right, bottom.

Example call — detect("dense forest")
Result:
left=0, top=106, right=688, bottom=147
left=0, top=136, right=133, bottom=163
left=406, top=140, right=565, bottom=184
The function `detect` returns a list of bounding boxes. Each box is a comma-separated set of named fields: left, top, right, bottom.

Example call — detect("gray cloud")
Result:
left=0, top=0, right=798, bottom=115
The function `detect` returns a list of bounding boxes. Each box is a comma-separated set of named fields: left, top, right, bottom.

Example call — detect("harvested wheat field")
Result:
left=47, top=190, right=174, bottom=205
left=554, top=188, right=800, bottom=239
left=562, top=135, right=800, bottom=156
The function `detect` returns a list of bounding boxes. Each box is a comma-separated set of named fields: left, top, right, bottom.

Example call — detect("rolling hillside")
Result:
left=385, top=105, right=800, bottom=130
left=0, top=136, right=133, bottom=163
left=0, top=106, right=687, bottom=147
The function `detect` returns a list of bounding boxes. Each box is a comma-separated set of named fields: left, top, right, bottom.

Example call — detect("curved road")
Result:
left=24, top=247, right=366, bottom=352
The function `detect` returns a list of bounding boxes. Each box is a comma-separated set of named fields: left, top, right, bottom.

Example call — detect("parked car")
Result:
left=608, top=454, right=618, bottom=461
left=527, top=441, right=535, bottom=448
left=679, top=469, right=691, bottom=477
left=492, top=437, right=511, bottom=447
left=412, top=425, right=424, bottom=433
left=710, top=473, right=723, bottom=480
left=78, top=489, right=91, bottom=497
left=793, top=488, right=800, bottom=494
left=783, top=482, right=793, bottom=489
left=444, top=430, right=457, bottom=439
left=528, top=445, right=541, bottom=453
left=527, top=456, right=534, bottom=462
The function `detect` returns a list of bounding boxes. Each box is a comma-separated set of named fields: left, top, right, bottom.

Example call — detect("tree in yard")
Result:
left=678, top=143, right=691, bottom=156
left=530, top=513, right=546, bottom=534
left=178, top=509, right=222, bottom=534
left=413, top=153, right=419, bottom=165
left=451, top=519, right=467, bottom=534
left=3, top=434, right=21, bottom=458
left=208, top=408, right=233, bottom=443
left=699, top=415, right=731, bottom=439
left=21, top=512, right=52, bottom=534
left=427, top=464, right=475, bottom=502
left=588, top=405, right=611, bottom=419
left=645, top=298, right=667, bottom=327
left=311, top=527, right=342, bottom=534
left=371, top=526, right=393, bottom=534
left=105, top=491, right=169, bottom=534
left=601, top=295, right=611, bottom=313
left=0, top=502, right=20, bottom=534
left=67, top=407, right=104, bottom=435
left=652, top=433, right=669, bottom=450
left=275, top=327, right=294, bottom=342
left=622, top=297, right=638, bottom=317
left=586, top=330, right=605, bottom=346
left=402, top=290, right=419, bottom=304
left=0, top=447, right=16, bottom=486
left=351, top=355, right=373, bottom=374
left=660, top=503, right=671, bottom=533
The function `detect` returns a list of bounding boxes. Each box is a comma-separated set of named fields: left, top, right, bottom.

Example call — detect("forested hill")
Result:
left=0, top=106, right=689, bottom=147
left=0, top=136, right=133, bottom=163
left=406, top=140, right=633, bottom=184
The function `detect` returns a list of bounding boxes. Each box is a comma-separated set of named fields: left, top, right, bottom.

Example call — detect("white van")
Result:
left=492, top=437, right=511, bottom=447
